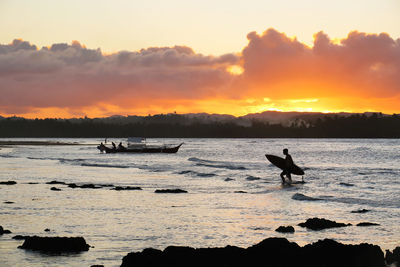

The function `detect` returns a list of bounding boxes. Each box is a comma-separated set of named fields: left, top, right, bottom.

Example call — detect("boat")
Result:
left=97, top=138, right=183, bottom=154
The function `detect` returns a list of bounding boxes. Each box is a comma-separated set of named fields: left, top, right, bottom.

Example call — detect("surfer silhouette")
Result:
left=280, top=148, right=294, bottom=183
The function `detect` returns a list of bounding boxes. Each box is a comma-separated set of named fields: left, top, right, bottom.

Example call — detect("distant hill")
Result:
left=0, top=111, right=399, bottom=138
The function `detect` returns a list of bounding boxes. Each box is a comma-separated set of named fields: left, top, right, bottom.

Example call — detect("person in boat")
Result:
left=280, top=148, right=294, bottom=183
left=117, top=142, right=126, bottom=151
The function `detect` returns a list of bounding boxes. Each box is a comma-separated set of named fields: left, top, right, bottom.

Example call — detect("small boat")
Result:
left=97, top=138, right=183, bottom=154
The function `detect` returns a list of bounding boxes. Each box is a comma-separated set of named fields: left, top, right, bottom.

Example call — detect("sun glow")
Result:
left=227, top=65, right=244, bottom=75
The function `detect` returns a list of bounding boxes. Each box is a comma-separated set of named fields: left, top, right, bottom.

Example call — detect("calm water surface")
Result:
left=0, top=138, right=399, bottom=266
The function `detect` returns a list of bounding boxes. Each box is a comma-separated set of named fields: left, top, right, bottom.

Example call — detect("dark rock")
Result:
left=0, top=181, right=17, bottom=185
left=44, top=228, right=50, bottom=232
left=113, top=186, right=142, bottom=191
left=50, top=187, right=62, bottom=191
left=302, top=239, right=385, bottom=267
left=91, top=265, right=104, bottom=267
left=155, top=189, right=187, bottom=193
left=298, top=217, right=351, bottom=230
left=224, top=178, right=234, bottom=181
left=67, top=183, right=101, bottom=189
left=292, top=193, right=321, bottom=201
left=67, top=183, right=78, bottom=188
left=351, top=209, right=370, bottom=213
left=356, top=222, right=380, bottom=226
left=275, top=226, right=295, bottom=233
left=121, top=237, right=385, bottom=267
left=80, top=184, right=98, bottom=189
left=234, top=191, right=247, bottom=193
left=13, top=235, right=30, bottom=240
left=46, top=181, right=66, bottom=185
left=339, top=182, right=354, bottom=186
left=18, top=236, right=90, bottom=252
left=385, top=246, right=400, bottom=265
left=4, top=201, right=14, bottom=204
left=0, top=226, right=12, bottom=235
left=246, top=176, right=260, bottom=181
left=100, top=184, right=114, bottom=187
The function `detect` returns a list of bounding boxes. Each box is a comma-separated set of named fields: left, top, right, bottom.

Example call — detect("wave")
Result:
left=188, top=157, right=247, bottom=170
left=177, top=170, right=216, bottom=177
left=0, top=154, right=17, bottom=158
left=80, top=163, right=130, bottom=168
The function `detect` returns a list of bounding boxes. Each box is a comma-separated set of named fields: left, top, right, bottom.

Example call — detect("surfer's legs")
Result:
left=287, top=172, right=292, bottom=182
left=280, top=171, right=286, bottom=183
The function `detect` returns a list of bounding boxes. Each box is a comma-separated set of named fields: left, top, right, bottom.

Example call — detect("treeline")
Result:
left=0, top=113, right=399, bottom=138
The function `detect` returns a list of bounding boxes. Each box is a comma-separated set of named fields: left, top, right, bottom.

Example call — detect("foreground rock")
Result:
left=0, top=225, right=12, bottom=235
left=298, top=217, right=351, bottom=230
left=120, top=237, right=385, bottom=267
left=275, top=226, right=295, bottom=233
left=18, top=236, right=90, bottom=252
left=386, top=246, right=400, bottom=266
left=155, top=189, right=187, bottom=193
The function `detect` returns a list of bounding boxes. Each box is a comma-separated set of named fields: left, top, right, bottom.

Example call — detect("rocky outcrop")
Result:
left=112, top=186, right=142, bottom=191
left=0, top=225, right=12, bottom=235
left=50, top=187, right=62, bottom=191
left=18, top=236, right=90, bottom=252
left=351, top=209, right=370, bottom=213
left=275, top=226, right=295, bottom=233
left=298, top=217, right=351, bottom=230
left=356, top=222, right=380, bottom=226
left=0, top=181, right=17, bottom=185
left=385, top=246, right=400, bottom=266
left=120, top=237, right=385, bottom=267
left=155, top=189, right=187, bottom=193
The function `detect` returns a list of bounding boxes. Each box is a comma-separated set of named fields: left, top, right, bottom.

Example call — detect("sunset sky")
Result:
left=1, top=0, right=399, bottom=118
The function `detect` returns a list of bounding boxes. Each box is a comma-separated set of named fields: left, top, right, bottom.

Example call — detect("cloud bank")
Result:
left=0, top=28, right=399, bottom=117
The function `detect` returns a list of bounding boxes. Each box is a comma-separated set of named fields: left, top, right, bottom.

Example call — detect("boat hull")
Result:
left=97, top=143, right=182, bottom=154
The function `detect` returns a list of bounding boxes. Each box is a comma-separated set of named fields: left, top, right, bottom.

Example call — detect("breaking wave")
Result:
left=188, top=157, right=247, bottom=170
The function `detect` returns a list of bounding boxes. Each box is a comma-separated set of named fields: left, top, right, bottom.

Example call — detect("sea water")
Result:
left=0, top=138, right=399, bottom=267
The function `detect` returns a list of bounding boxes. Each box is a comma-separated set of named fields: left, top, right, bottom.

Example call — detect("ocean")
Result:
left=0, top=138, right=399, bottom=266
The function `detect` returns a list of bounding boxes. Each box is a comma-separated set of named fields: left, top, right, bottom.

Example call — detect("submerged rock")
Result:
left=292, top=193, right=321, bottom=201
left=298, top=218, right=351, bottom=230
left=50, top=187, right=62, bottom=191
left=120, top=237, right=385, bottom=267
left=18, top=236, right=90, bottom=252
left=0, top=181, right=17, bottom=185
left=339, top=182, right=354, bottom=187
left=0, top=226, right=12, bottom=235
left=351, top=209, right=370, bottom=213
left=113, top=186, right=142, bottom=191
left=155, top=189, right=187, bottom=193
left=275, top=226, right=295, bottom=233
left=356, top=222, right=380, bottom=226
left=46, top=181, right=66, bottom=185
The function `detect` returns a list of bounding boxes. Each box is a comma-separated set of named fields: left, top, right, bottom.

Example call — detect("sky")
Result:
left=0, top=0, right=399, bottom=118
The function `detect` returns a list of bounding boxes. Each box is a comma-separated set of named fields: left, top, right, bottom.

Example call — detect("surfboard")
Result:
left=265, top=154, right=305, bottom=175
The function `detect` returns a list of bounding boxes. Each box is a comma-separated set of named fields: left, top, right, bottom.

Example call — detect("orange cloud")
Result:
left=238, top=29, right=400, bottom=102
left=0, top=28, right=399, bottom=118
